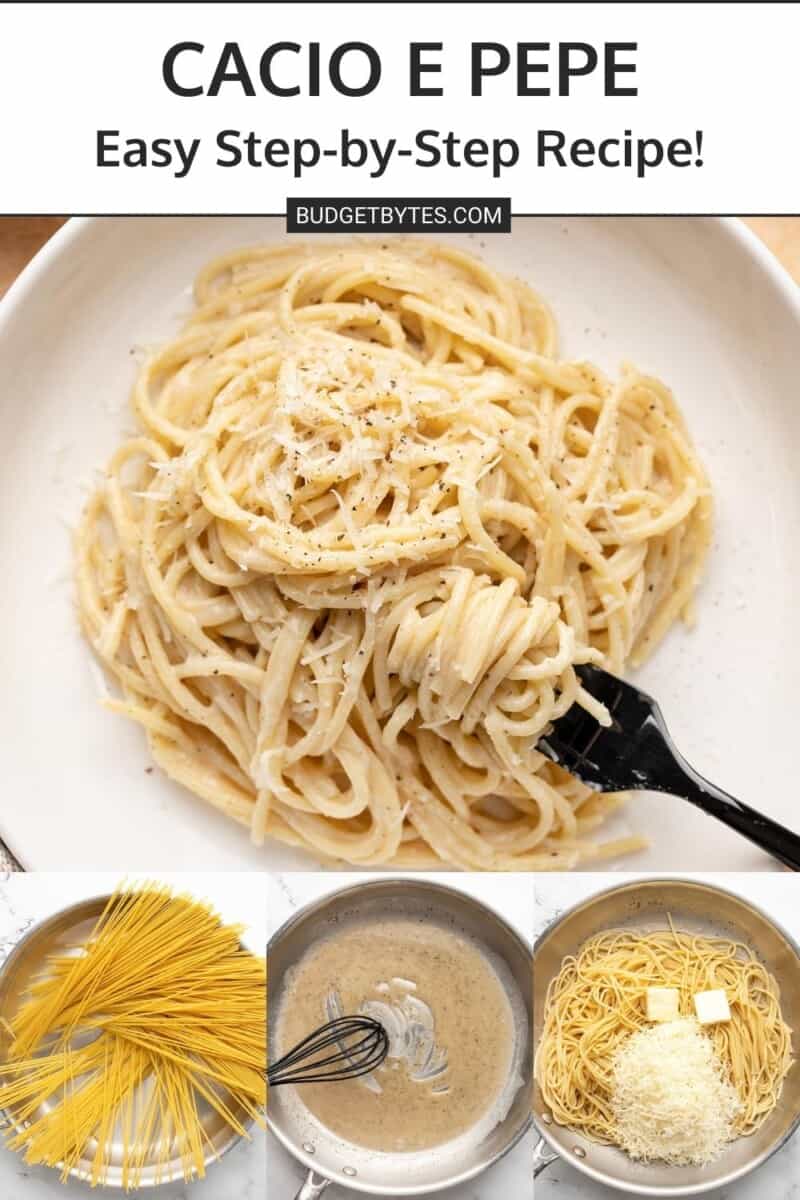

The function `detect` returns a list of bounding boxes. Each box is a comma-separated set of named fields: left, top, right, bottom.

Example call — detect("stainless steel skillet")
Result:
left=533, top=878, right=800, bottom=1196
left=267, top=878, right=532, bottom=1197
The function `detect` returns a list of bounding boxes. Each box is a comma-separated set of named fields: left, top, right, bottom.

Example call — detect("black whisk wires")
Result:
left=268, top=1016, right=390, bottom=1087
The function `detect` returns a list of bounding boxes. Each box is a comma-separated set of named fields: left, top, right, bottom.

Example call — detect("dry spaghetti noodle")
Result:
left=0, top=882, right=266, bottom=1188
left=534, top=926, right=793, bottom=1151
left=75, top=241, right=712, bottom=869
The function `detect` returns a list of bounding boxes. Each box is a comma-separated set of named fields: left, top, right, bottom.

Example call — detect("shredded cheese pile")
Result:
left=610, top=1018, right=741, bottom=1166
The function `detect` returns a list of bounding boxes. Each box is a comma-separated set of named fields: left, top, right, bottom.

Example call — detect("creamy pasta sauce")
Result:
left=275, top=918, right=516, bottom=1152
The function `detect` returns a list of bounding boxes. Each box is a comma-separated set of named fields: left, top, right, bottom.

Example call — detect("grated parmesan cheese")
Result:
left=610, top=1018, right=741, bottom=1166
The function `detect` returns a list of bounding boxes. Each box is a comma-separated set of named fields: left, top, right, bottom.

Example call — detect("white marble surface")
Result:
left=533, top=873, right=800, bottom=1199
left=0, top=844, right=19, bottom=872
left=267, top=872, right=534, bottom=1199
left=0, top=871, right=267, bottom=1200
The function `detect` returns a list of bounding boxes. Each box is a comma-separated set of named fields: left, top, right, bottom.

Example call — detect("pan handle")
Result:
left=294, top=1169, right=331, bottom=1199
left=533, top=1135, right=560, bottom=1178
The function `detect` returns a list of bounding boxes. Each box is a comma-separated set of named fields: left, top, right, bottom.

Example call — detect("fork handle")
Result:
left=662, top=755, right=800, bottom=871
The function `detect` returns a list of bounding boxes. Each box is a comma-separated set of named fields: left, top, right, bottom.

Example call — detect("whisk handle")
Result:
left=294, top=1169, right=331, bottom=1199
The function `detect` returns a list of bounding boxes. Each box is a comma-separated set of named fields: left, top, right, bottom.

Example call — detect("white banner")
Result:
left=0, top=1, right=797, bottom=214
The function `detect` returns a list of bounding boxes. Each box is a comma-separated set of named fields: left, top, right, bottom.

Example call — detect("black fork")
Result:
left=538, top=664, right=800, bottom=871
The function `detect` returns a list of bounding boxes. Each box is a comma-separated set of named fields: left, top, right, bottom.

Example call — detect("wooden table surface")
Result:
left=1, top=217, right=799, bottom=300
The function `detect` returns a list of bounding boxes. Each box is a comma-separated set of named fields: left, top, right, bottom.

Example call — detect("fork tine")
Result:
left=537, top=665, right=662, bottom=789
left=576, top=663, right=657, bottom=711
left=537, top=730, right=608, bottom=790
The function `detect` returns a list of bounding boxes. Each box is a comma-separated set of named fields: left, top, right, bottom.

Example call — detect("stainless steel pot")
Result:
left=0, top=894, right=250, bottom=1188
left=267, top=878, right=533, bottom=1197
left=533, top=877, right=800, bottom=1195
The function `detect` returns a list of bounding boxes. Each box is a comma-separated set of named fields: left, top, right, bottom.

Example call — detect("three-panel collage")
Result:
left=1, top=214, right=799, bottom=1200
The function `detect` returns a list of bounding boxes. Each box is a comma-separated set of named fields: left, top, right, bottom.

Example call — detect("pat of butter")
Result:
left=646, top=987, right=680, bottom=1022
left=693, top=989, right=731, bottom=1025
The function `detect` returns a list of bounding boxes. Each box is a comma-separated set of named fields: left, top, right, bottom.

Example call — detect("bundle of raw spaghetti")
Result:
left=0, top=882, right=266, bottom=1189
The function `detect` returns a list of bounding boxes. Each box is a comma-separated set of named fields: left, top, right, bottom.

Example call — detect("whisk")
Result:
left=268, top=1016, right=390, bottom=1087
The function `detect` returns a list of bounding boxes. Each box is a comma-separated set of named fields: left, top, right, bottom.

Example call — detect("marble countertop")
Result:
left=0, top=871, right=267, bottom=1200
left=533, top=872, right=800, bottom=1200
left=267, top=872, right=534, bottom=1200
left=0, top=844, right=21, bottom=873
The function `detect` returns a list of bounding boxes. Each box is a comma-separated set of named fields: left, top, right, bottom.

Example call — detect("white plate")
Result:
left=1, top=217, right=798, bottom=873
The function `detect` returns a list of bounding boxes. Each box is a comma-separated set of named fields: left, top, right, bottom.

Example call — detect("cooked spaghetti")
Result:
left=0, top=882, right=266, bottom=1188
left=535, top=926, right=793, bottom=1158
left=75, top=241, right=712, bottom=869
